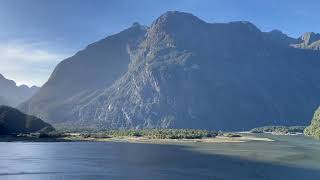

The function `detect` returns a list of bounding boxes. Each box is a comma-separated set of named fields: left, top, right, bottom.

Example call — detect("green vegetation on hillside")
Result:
left=79, top=129, right=221, bottom=139
left=0, top=106, right=54, bottom=135
left=304, top=107, right=320, bottom=139
left=250, top=126, right=305, bottom=134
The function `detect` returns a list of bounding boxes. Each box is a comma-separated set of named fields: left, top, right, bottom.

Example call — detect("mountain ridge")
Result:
left=20, top=22, right=147, bottom=123
left=20, top=11, right=320, bottom=130
left=0, top=73, right=39, bottom=107
left=292, top=32, right=320, bottom=50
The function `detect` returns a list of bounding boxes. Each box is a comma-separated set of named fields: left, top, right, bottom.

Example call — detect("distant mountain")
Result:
left=0, top=106, right=54, bottom=135
left=0, top=96, right=8, bottom=106
left=305, top=107, right=320, bottom=139
left=291, top=32, right=320, bottom=50
left=20, top=11, right=320, bottom=130
left=264, top=30, right=320, bottom=51
left=264, top=30, right=298, bottom=46
left=0, top=74, right=39, bottom=107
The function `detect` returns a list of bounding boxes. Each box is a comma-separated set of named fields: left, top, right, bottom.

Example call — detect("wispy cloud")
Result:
left=0, top=40, right=71, bottom=87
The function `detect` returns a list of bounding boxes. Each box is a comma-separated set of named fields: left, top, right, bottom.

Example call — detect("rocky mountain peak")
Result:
left=265, top=29, right=298, bottom=46
left=267, top=29, right=288, bottom=38
left=227, top=21, right=261, bottom=33
left=291, top=32, right=320, bottom=50
left=150, top=11, right=205, bottom=34
left=300, top=32, right=320, bottom=45
left=19, top=11, right=320, bottom=130
left=0, top=74, right=17, bottom=87
left=154, top=11, right=203, bottom=24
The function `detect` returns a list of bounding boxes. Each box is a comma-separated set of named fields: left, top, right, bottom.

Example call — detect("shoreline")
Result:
left=0, top=134, right=274, bottom=144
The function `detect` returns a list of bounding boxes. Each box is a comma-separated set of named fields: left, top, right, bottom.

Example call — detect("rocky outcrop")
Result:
left=291, top=32, right=320, bottom=50
left=304, top=107, right=320, bottom=139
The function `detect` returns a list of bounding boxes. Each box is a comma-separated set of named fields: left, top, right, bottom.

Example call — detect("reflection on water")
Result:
left=0, top=135, right=320, bottom=180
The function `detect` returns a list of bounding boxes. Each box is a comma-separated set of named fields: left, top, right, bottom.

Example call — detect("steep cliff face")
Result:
left=20, top=23, right=147, bottom=123
left=76, top=12, right=320, bottom=130
left=20, top=11, right=320, bottom=130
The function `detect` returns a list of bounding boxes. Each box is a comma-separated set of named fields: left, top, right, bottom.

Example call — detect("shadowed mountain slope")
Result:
left=20, top=23, right=147, bottom=123
left=0, top=106, right=54, bottom=135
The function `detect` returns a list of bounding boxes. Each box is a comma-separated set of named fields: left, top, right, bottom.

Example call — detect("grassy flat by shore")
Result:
left=0, top=129, right=274, bottom=144
left=62, top=134, right=274, bottom=144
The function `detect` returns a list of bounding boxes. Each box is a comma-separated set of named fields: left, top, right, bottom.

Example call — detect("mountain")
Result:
left=292, top=32, right=320, bottom=50
left=0, top=106, right=54, bottom=135
left=0, top=74, right=39, bottom=107
left=264, top=30, right=298, bottom=46
left=0, top=96, right=8, bottom=106
left=20, top=11, right=320, bottom=130
left=19, top=23, right=147, bottom=123
left=304, top=107, right=320, bottom=139
left=265, top=30, right=320, bottom=51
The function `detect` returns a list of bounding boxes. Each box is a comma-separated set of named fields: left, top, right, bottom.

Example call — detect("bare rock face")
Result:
left=20, top=11, right=320, bottom=130
left=305, top=107, right=320, bottom=139
left=292, top=32, right=320, bottom=50
left=19, top=22, right=147, bottom=123
left=0, top=74, right=39, bottom=107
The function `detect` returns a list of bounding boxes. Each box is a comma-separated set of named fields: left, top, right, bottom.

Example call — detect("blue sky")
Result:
left=0, top=0, right=319, bottom=86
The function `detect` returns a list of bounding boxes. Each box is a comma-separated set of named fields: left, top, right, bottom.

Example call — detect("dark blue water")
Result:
left=0, top=135, right=320, bottom=180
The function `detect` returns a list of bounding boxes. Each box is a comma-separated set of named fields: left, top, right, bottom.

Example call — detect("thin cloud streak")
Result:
left=0, top=40, right=71, bottom=86
left=0, top=41, right=66, bottom=62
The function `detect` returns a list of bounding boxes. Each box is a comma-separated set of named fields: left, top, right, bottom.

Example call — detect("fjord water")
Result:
left=1, top=135, right=320, bottom=180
